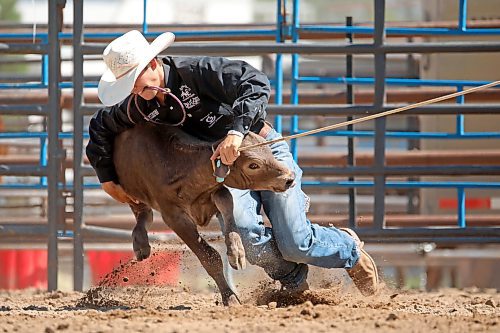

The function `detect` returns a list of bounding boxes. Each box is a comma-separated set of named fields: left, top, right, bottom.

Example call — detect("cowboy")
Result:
left=86, top=30, right=379, bottom=296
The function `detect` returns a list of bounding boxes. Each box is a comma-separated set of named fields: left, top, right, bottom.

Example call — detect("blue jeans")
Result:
left=221, top=128, right=360, bottom=288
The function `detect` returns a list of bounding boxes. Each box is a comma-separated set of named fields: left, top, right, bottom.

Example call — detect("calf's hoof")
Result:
left=223, top=294, right=241, bottom=307
left=134, top=246, right=151, bottom=261
left=132, top=227, right=151, bottom=261
left=226, top=231, right=247, bottom=270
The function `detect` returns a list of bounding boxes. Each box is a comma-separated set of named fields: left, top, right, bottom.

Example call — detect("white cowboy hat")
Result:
left=98, top=30, right=175, bottom=106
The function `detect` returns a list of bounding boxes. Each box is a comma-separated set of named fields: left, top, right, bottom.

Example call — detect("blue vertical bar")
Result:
left=41, top=35, right=48, bottom=185
left=142, top=0, right=148, bottom=34
left=40, top=137, right=48, bottom=186
left=290, top=0, right=300, bottom=161
left=274, top=0, right=285, bottom=133
left=457, top=187, right=466, bottom=228
left=456, top=85, right=464, bottom=135
left=459, top=0, right=467, bottom=31
left=42, top=36, right=49, bottom=86
left=454, top=85, right=466, bottom=243
left=274, top=53, right=283, bottom=133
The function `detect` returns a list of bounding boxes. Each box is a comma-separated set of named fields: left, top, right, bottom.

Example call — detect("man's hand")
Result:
left=102, top=181, right=139, bottom=204
left=210, top=134, right=243, bottom=165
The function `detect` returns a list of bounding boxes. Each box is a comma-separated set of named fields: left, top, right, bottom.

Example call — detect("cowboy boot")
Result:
left=340, top=228, right=379, bottom=296
left=280, top=263, right=310, bottom=294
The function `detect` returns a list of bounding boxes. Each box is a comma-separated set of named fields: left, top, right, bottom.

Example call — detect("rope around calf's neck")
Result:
left=239, top=79, right=500, bottom=152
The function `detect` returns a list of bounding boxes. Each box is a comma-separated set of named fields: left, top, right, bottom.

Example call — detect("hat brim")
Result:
left=98, top=32, right=175, bottom=106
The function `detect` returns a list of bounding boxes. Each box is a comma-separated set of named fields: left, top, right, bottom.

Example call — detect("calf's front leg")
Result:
left=212, top=187, right=247, bottom=270
left=160, top=207, right=240, bottom=306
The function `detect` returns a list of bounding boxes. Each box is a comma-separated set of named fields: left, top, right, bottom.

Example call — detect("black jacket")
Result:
left=86, top=56, right=271, bottom=183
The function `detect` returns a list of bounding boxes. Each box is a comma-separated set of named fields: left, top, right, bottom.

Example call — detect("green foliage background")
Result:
left=0, top=0, right=21, bottom=21
left=0, top=0, right=26, bottom=75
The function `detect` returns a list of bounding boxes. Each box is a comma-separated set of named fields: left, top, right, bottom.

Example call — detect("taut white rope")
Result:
left=239, top=80, right=500, bottom=152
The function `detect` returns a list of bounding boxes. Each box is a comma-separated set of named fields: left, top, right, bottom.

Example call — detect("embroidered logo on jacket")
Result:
left=200, top=112, right=223, bottom=128
left=179, top=85, right=200, bottom=110
left=147, top=109, right=159, bottom=120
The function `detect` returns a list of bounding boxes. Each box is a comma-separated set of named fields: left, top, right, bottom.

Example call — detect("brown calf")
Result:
left=113, top=123, right=294, bottom=305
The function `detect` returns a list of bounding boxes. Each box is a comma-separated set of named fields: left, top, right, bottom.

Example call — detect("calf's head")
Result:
left=223, top=132, right=295, bottom=192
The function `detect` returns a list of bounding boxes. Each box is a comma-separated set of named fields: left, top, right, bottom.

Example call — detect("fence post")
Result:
left=47, top=0, right=63, bottom=291
left=73, top=0, right=85, bottom=292
left=373, top=0, right=387, bottom=230
left=346, top=16, right=357, bottom=229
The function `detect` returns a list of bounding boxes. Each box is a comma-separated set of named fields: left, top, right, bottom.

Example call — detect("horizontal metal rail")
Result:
left=3, top=20, right=500, bottom=40
left=293, top=130, right=500, bottom=139
left=0, top=82, right=97, bottom=90
left=0, top=132, right=88, bottom=139
left=77, top=103, right=500, bottom=117
left=1, top=224, right=498, bottom=244
left=267, top=104, right=500, bottom=116
left=355, top=227, right=500, bottom=243
left=0, top=165, right=47, bottom=177
left=299, top=26, right=500, bottom=36
left=4, top=150, right=499, bottom=167
left=80, top=41, right=500, bottom=55
left=6, top=166, right=483, bottom=181
left=7, top=78, right=500, bottom=91
left=0, top=42, right=48, bottom=54
left=4, top=179, right=500, bottom=191
left=298, top=78, right=494, bottom=87
left=303, top=181, right=500, bottom=189
left=0, top=224, right=223, bottom=243
left=0, top=105, right=48, bottom=116
left=302, top=166, right=500, bottom=177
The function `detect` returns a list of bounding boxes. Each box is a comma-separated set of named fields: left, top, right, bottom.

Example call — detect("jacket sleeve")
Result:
left=195, top=57, right=271, bottom=135
left=85, top=95, right=141, bottom=183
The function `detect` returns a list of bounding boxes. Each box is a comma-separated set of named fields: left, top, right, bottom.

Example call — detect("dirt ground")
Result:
left=0, top=245, right=499, bottom=333
left=1, top=282, right=498, bottom=333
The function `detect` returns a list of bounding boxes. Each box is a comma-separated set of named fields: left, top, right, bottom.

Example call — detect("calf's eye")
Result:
left=249, top=163, right=259, bottom=170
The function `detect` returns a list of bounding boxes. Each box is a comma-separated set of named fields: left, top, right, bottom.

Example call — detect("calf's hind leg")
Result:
left=129, top=202, right=154, bottom=261
left=161, top=208, right=240, bottom=306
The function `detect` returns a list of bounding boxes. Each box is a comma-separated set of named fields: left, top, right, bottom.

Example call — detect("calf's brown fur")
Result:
left=113, top=123, right=294, bottom=305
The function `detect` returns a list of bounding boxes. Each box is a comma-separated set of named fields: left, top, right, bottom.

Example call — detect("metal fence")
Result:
left=1, top=0, right=500, bottom=291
